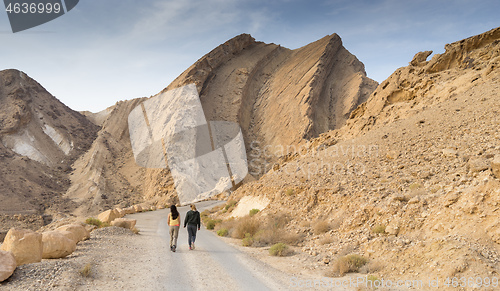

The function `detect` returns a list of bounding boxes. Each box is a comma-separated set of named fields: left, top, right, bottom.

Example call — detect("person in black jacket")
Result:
left=184, top=204, right=200, bottom=250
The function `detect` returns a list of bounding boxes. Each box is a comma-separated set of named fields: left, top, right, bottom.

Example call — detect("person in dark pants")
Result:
left=184, top=204, right=200, bottom=250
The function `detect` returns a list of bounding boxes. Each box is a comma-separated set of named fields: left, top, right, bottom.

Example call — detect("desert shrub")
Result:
left=249, top=209, right=260, bottom=217
left=372, top=224, right=386, bottom=234
left=205, top=219, right=222, bottom=230
left=85, top=218, right=103, bottom=228
left=409, top=182, right=422, bottom=191
left=331, top=254, right=368, bottom=276
left=313, top=220, right=330, bottom=234
left=233, top=217, right=259, bottom=239
left=286, top=189, right=295, bottom=196
left=101, top=222, right=111, bottom=228
left=242, top=233, right=254, bottom=247
left=359, top=260, right=384, bottom=274
left=80, top=263, right=92, bottom=277
left=225, top=200, right=237, bottom=211
left=269, top=243, right=290, bottom=256
left=319, top=236, right=334, bottom=245
left=217, top=228, right=228, bottom=237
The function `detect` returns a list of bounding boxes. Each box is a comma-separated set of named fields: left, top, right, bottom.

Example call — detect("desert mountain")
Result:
left=0, top=69, right=99, bottom=215
left=225, top=27, right=500, bottom=282
left=64, top=33, right=377, bottom=214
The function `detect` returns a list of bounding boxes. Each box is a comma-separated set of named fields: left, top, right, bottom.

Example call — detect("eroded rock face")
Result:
left=344, top=26, right=500, bottom=139
left=492, top=155, right=500, bottom=179
left=55, top=224, right=90, bottom=243
left=110, top=218, right=137, bottom=230
left=0, top=250, right=16, bottom=282
left=0, top=228, right=42, bottom=266
left=41, top=231, right=76, bottom=259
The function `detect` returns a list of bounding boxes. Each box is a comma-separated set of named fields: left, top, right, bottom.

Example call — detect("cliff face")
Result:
left=0, top=69, right=99, bottom=214
left=165, top=33, right=377, bottom=174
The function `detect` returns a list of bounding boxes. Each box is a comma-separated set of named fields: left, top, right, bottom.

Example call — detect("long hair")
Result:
left=190, top=204, right=197, bottom=211
left=170, top=205, right=179, bottom=220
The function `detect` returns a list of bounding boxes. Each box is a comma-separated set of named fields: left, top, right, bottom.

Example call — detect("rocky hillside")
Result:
left=93, top=33, right=376, bottom=209
left=223, top=27, right=500, bottom=284
left=1, top=33, right=375, bottom=221
left=0, top=69, right=99, bottom=214
left=0, top=69, right=100, bottom=239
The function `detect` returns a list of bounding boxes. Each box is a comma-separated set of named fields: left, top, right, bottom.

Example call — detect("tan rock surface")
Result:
left=55, top=224, right=90, bottom=243
left=97, top=209, right=120, bottom=224
left=41, top=231, right=76, bottom=259
left=0, top=228, right=42, bottom=266
left=0, top=250, right=16, bottom=282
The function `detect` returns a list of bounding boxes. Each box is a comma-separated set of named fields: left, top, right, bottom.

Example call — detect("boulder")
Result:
left=468, top=157, right=490, bottom=172
left=0, top=228, right=42, bottom=266
left=55, top=224, right=90, bottom=243
left=0, top=250, right=16, bottom=282
left=133, top=205, right=143, bottom=212
left=492, top=155, right=500, bottom=179
left=42, top=231, right=77, bottom=259
left=97, top=209, right=120, bottom=223
left=123, top=206, right=135, bottom=214
left=110, top=218, right=137, bottom=230
left=115, top=208, right=125, bottom=218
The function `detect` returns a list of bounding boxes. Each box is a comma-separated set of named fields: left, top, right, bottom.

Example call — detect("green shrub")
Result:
left=372, top=224, right=386, bottom=234
left=225, top=200, right=237, bottom=211
left=217, top=228, right=228, bottom=237
left=286, top=189, right=295, bottom=196
left=269, top=243, right=290, bottom=256
left=80, top=263, right=92, bottom=277
left=242, top=233, right=254, bottom=247
left=249, top=209, right=260, bottom=217
left=205, top=219, right=222, bottom=230
left=85, top=217, right=103, bottom=228
left=331, top=254, right=368, bottom=276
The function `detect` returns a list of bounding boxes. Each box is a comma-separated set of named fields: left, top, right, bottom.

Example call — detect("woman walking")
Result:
left=183, top=204, right=200, bottom=250
left=167, top=205, right=180, bottom=252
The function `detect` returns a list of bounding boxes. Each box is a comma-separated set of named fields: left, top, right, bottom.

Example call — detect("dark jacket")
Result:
left=184, top=210, right=200, bottom=228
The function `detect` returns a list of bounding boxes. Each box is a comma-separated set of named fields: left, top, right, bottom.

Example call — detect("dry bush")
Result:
left=313, top=220, right=331, bottom=234
left=319, top=236, right=334, bottom=245
left=372, top=224, right=386, bottom=234
left=359, top=260, right=384, bottom=274
left=233, top=217, right=259, bottom=239
left=80, top=263, right=92, bottom=277
left=242, top=233, right=254, bottom=247
left=331, top=254, right=368, bottom=276
left=269, top=243, right=292, bottom=256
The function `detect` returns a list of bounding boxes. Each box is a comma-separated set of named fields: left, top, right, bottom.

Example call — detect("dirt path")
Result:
left=87, top=201, right=296, bottom=291
left=2, top=201, right=355, bottom=290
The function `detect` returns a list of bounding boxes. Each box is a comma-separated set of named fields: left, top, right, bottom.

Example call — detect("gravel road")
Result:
left=120, top=201, right=293, bottom=290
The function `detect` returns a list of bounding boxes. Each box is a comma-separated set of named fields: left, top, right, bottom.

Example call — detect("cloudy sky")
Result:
left=0, top=0, right=499, bottom=112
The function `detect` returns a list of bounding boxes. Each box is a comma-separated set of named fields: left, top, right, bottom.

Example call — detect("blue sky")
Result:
left=0, top=0, right=499, bottom=112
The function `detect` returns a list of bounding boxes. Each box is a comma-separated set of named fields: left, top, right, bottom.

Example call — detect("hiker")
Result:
left=184, top=204, right=201, bottom=250
left=167, top=205, right=180, bottom=252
